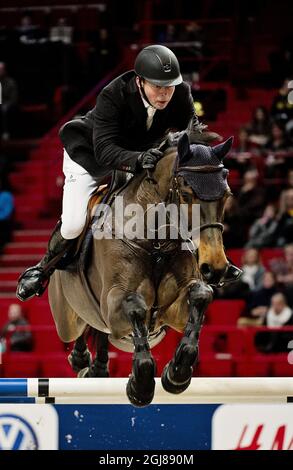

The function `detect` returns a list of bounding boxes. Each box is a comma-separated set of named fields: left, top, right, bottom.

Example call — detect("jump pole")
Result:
left=0, top=377, right=292, bottom=404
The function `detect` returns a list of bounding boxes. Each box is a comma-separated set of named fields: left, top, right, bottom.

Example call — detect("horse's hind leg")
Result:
left=68, top=331, right=92, bottom=373
left=122, top=293, right=156, bottom=407
left=79, top=330, right=110, bottom=378
left=162, top=282, right=213, bottom=394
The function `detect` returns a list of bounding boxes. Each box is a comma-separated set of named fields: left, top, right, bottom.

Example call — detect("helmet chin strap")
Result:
left=138, top=77, right=153, bottom=107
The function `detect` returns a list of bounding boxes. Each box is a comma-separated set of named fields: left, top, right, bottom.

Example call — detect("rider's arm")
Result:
left=93, top=89, right=141, bottom=173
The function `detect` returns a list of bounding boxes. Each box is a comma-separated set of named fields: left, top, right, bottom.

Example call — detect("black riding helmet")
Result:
left=134, top=45, right=182, bottom=87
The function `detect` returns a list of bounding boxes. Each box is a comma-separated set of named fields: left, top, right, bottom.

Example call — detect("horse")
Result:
left=48, top=132, right=240, bottom=407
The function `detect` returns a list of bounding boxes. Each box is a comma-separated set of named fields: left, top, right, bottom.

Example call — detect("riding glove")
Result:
left=137, top=148, right=163, bottom=170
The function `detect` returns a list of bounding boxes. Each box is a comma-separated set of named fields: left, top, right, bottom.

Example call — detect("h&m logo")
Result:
left=234, top=424, right=293, bottom=450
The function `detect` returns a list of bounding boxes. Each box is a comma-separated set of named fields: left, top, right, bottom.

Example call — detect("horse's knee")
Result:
left=122, top=292, right=148, bottom=321
left=189, top=282, right=213, bottom=307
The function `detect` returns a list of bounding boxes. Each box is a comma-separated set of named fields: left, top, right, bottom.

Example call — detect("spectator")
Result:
left=270, top=243, right=293, bottom=284
left=279, top=169, right=293, bottom=213
left=0, top=62, right=18, bottom=140
left=227, top=127, right=255, bottom=175
left=275, top=188, right=293, bottom=246
left=237, top=168, right=266, bottom=226
left=240, top=248, right=265, bottom=291
left=270, top=243, right=293, bottom=306
left=0, top=175, right=14, bottom=248
left=247, top=106, right=271, bottom=146
left=0, top=303, right=33, bottom=352
left=255, top=292, right=293, bottom=353
left=218, top=248, right=265, bottom=300
left=264, top=121, right=292, bottom=179
left=265, top=121, right=290, bottom=152
left=50, top=18, right=73, bottom=45
left=271, top=79, right=293, bottom=129
left=246, top=204, right=279, bottom=248
left=15, top=13, right=46, bottom=44
left=239, top=271, right=278, bottom=326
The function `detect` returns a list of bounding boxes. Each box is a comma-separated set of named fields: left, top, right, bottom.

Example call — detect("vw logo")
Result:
left=0, top=414, right=39, bottom=450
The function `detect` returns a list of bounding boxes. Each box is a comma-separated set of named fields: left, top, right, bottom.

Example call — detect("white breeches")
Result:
left=60, top=149, right=101, bottom=240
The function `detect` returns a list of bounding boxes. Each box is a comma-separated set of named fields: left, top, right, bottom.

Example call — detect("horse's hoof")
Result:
left=68, top=349, right=92, bottom=372
left=161, top=362, right=192, bottom=395
left=77, top=367, right=90, bottom=378
left=126, top=375, right=155, bottom=407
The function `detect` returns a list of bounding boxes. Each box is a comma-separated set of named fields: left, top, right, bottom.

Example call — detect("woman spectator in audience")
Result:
left=240, top=248, right=266, bottom=291
left=238, top=271, right=278, bottom=326
left=255, top=292, right=293, bottom=353
left=246, top=203, right=279, bottom=248
left=266, top=121, right=290, bottom=151
left=279, top=169, right=293, bottom=213
left=227, top=127, right=255, bottom=175
left=218, top=248, right=265, bottom=300
left=247, top=106, right=271, bottom=147
left=275, top=188, right=293, bottom=247
left=264, top=122, right=291, bottom=178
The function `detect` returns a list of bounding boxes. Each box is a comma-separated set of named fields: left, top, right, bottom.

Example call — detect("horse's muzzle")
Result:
left=200, top=262, right=243, bottom=287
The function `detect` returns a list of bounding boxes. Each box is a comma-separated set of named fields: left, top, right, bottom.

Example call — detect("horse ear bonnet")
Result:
left=177, top=137, right=233, bottom=201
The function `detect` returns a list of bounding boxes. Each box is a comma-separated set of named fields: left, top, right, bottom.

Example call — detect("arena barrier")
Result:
left=0, top=377, right=292, bottom=404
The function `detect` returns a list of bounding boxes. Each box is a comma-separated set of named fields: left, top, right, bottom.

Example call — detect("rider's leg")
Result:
left=16, top=150, right=101, bottom=301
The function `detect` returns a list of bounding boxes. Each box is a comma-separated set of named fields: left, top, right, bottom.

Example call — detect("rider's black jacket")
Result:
left=59, top=70, right=198, bottom=178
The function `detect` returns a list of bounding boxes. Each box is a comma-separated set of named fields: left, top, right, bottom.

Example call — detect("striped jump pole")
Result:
left=0, top=378, right=293, bottom=404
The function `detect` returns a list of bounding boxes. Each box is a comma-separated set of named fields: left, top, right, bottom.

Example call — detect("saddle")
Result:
left=57, top=170, right=133, bottom=272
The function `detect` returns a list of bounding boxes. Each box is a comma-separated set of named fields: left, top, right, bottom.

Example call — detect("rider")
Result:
left=16, top=44, right=208, bottom=302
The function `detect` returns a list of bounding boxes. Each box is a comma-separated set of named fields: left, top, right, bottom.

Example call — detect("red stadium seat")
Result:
left=261, top=248, right=284, bottom=269
left=3, top=353, right=41, bottom=377
left=27, top=303, right=54, bottom=325
left=271, top=354, right=293, bottom=377
left=40, top=353, right=75, bottom=377
left=197, top=354, right=233, bottom=377
left=33, top=328, right=64, bottom=353
left=206, top=300, right=245, bottom=325
left=234, top=355, right=270, bottom=377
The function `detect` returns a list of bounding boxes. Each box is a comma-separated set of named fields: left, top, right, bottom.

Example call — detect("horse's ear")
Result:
left=178, top=132, right=190, bottom=163
left=212, top=136, right=234, bottom=160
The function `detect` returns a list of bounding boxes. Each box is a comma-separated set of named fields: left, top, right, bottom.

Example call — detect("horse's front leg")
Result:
left=161, top=281, right=213, bottom=394
left=122, top=292, right=156, bottom=407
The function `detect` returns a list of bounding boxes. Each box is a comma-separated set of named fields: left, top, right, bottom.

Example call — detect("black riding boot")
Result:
left=16, top=220, right=76, bottom=301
